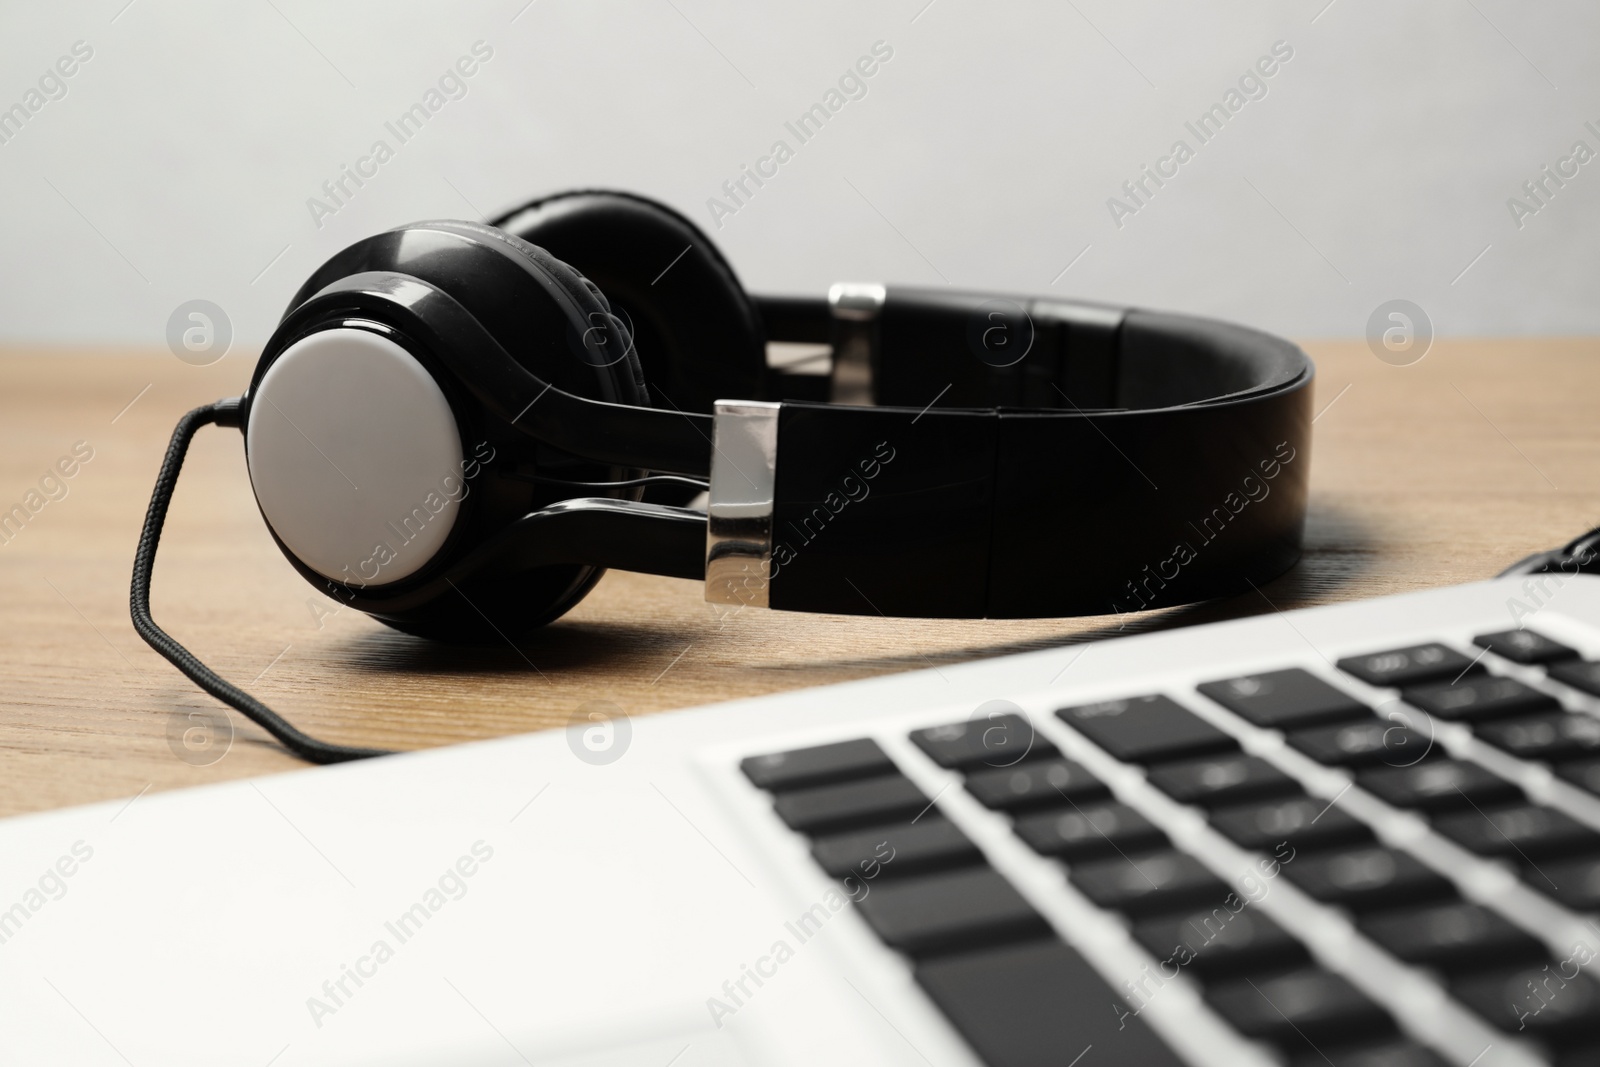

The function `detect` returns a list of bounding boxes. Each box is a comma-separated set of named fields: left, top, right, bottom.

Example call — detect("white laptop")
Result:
left=3, top=575, right=1599, bottom=1067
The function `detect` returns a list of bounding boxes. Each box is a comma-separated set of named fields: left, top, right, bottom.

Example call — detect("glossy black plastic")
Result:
left=495, top=190, right=769, bottom=413
left=328, top=498, right=705, bottom=625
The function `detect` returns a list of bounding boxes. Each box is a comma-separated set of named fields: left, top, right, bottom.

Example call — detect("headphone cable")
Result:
left=131, top=400, right=391, bottom=765
left=1498, top=522, right=1600, bottom=578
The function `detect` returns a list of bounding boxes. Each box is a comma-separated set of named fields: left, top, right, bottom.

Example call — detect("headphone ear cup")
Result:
left=414, top=218, right=650, bottom=410
left=267, top=219, right=655, bottom=642
left=495, top=190, right=767, bottom=416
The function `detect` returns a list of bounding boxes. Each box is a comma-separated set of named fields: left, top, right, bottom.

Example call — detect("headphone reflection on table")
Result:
left=130, top=189, right=1314, bottom=764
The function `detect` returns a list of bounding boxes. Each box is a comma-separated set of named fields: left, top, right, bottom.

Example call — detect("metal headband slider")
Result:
left=705, top=401, right=780, bottom=608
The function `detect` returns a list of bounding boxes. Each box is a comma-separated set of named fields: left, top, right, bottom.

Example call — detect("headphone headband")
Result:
left=711, top=287, right=1312, bottom=619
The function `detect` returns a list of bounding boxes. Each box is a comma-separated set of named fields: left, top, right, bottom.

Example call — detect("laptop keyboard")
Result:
left=739, top=628, right=1600, bottom=1067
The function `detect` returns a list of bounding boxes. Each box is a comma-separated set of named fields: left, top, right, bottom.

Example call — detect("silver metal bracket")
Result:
left=827, top=282, right=885, bottom=406
left=705, top=400, right=780, bottom=608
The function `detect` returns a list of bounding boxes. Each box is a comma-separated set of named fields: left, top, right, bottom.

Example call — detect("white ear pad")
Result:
left=247, top=329, right=466, bottom=586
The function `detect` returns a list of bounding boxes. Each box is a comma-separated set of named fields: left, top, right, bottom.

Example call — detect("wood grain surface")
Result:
left=1, top=339, right=1596, bottom=818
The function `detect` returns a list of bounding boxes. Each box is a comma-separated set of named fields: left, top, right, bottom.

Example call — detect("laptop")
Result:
left=2, top=574, right=1598, bottom=1066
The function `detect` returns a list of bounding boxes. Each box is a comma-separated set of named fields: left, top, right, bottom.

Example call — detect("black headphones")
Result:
left=132, top=190, right=1313, bottom=764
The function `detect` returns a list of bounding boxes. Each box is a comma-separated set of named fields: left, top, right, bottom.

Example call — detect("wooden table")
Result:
left=2, top=339, right=1596, bottom=818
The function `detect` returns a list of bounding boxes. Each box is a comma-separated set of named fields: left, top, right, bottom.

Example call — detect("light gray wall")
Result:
left=0, top=0, right=1595, bottom=348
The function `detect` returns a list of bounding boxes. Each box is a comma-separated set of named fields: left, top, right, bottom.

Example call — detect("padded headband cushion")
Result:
left=417, top=219, right=649, bottom=408
left=494, top=190, right=767, bottom=414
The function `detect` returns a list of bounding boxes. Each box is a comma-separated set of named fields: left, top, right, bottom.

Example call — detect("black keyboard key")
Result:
left=742, top=738, right=893, bottom=791
left=853, top=866, right=1048, bottom=957
left=1534, top=859, right=1600, bottom=913
left=1357, top=902, right=1544, bottom=969
left=772, top=775, right=928, bottom=834
left=1206, top=968, right=1395, bottom=1049
left=1012, top=802, right=1167, bottom=861
left=1281, top=846, right=1455, bottom=912
left=1209, top=796, right=1373, bottom=853
left=1287, top=716, right=1437, bottom=769
left=916, top=939, right=1185, bottom=1067
left=1452, top=965, right=1600, bottom=1044
left=1198, top=668, right=1371, bottom=729
left=1401, top=675, right=1558, bottom=723
left=1356, top=760, right=1522, bottom=814
left=1146, top=754, right=1302, bottom=808
left=1290, top=1041, right=1448, bottom=1067
left=1133, top=907, right=1309, bottom=980
left=1547, top=658, right=1600, bottom=696
left=811, top=817, right=979, bottom=881
left=1557, top=757, right=1600, bottom=795
left=910, top=714, right=1056, bottom=770
left=1068, top=850, right=1230, bottom=919
left=963, top=758, right=1110, bottom=812
left=1476, top=712, right=1600, bottom=762
left=1434, top=803, right=1600, bottom=860
left=1475, top=628, right=1578, bottom=665
left=1338, top=643, right=1483, bottom=688
left=1057, top=695, right=1236, bottom=764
